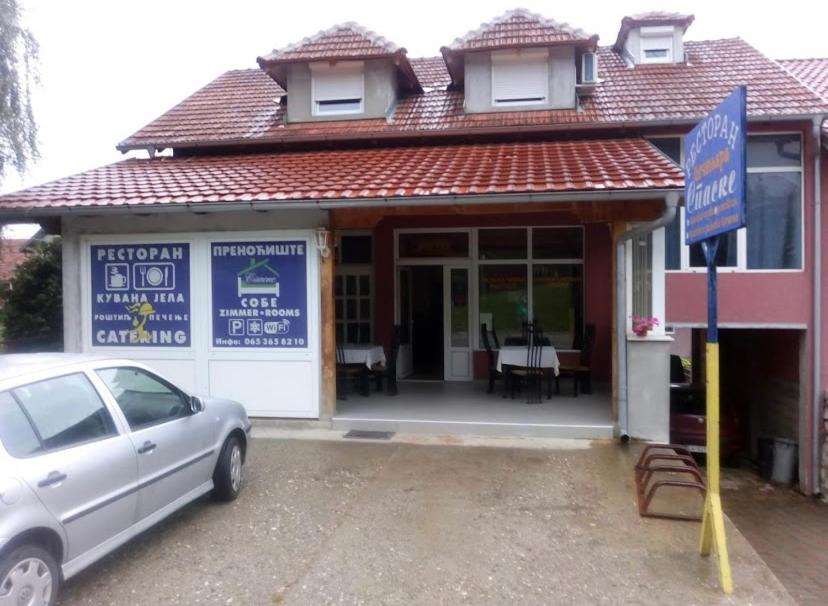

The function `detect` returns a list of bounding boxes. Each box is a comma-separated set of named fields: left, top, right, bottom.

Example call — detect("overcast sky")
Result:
left=2, top=0, right=827, bottom=236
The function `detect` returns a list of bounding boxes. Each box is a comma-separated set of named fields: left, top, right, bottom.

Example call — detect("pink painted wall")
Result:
left=370, top=212, right=613, bottom=382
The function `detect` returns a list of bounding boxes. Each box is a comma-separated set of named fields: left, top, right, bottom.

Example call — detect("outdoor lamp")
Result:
left=315, top=228, right=331, bottom=258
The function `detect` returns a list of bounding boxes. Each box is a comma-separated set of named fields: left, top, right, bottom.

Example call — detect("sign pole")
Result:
left=683, top=85, right=746, bottom=594
left=698, top=236, right=733, bottom=593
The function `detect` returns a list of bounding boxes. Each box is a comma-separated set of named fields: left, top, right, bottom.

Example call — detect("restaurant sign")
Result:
left=211, top=240, right=308, bottom=348
left=683, top=86, right=747, bottom=245
left=90, top=243, right=191, bottom=347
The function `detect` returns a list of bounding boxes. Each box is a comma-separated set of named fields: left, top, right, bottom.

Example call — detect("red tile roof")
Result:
left=779, top=58, right=828, bottom=99
left=258, top=22, right=401, bottom=63
left=0, top=139, right=683, bottom=212
left=256, top=22, right=420, bottom=93
left=119, top=39, right=828, bottom=152
left=443, top=9, right=597, bottom=52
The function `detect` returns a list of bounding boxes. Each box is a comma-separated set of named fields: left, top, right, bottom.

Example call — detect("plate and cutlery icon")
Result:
left=133, top=262, right=175, bottom=290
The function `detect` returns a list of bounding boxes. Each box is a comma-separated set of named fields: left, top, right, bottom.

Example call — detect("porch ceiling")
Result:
left=0, top=139, right=682, bottom=216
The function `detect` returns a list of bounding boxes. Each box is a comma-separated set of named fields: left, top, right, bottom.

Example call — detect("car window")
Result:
left=11, top=373, right=117, bottom=452
left=97, top=367, right=190, bottom=430
left=0, top=391, right=42, bottom=458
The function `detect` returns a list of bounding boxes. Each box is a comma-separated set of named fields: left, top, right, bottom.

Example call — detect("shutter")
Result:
left=491, top=50, right=548, bottom=105
left=311, top=62, right=364, bottom=102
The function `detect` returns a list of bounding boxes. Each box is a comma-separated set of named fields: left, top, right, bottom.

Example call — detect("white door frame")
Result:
left=443, top=264, right=473, bottom=381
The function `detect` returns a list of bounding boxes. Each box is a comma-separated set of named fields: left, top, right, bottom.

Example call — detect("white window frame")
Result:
left=650, top=132, right=805, bottom=274
left=335, top=231, right=374, bottom=345
left=640, top=26, right=674, bottom=64
left=392, top=226, right=585, bottom=352
left=310, top=61, right=365, bottom=117
left=490, top=48, right=549, bottom=107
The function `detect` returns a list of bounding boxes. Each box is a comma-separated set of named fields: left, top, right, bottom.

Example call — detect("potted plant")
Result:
left=632, top=316, right=659, bottom=337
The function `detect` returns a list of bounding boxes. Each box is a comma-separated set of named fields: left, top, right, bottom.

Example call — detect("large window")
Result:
left=336, top=233, right=373, bottom=345
left=651, top=133, right=803, bottom=271
left=478, top=227, right=584, bottom=349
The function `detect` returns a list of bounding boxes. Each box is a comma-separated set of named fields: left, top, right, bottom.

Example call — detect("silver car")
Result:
left=0, top=354, right=251, bottom=606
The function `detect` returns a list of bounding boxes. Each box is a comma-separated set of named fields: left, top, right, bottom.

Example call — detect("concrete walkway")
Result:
left=58, top=438, right=792, bottom=605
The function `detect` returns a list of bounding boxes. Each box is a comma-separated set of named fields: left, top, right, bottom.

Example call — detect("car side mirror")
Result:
left=189, top=395, right=205, bottom=414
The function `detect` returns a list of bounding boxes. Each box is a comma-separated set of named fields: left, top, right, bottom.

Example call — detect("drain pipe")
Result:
left=812, top=116, right=824, bottom=495
left=617, top=191, right=680, bottom=440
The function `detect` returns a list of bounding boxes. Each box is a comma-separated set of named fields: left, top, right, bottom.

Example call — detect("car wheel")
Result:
left=212, top=435, right=244, bottom=502
left=0, top=544, right=60, bottom=606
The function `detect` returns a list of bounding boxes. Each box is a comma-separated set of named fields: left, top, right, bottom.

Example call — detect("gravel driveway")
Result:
left=57, top=437, right=792, bottom=605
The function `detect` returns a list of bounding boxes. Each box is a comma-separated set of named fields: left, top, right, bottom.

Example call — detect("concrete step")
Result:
left=331, top=415, right=614, bottom=439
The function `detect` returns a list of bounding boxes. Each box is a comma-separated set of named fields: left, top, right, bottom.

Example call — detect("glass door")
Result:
left=396, top=267, right=414, bottom=378
left=443, top=266, right=472, bottom=381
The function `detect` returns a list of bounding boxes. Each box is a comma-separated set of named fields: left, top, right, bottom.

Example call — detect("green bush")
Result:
left=0, top=238, right=62, bottom=346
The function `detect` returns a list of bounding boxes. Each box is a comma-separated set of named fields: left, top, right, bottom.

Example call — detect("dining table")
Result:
left=496, top=345, right=560, bottom=376
left=341, top=344, right=387, bottom=369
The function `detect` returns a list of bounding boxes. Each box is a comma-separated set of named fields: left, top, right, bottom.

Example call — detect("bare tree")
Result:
left=0, top=0, right=38, bottom=182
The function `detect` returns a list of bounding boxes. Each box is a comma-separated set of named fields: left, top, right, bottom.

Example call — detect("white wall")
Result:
left=62, top=209, right=326, bottom=418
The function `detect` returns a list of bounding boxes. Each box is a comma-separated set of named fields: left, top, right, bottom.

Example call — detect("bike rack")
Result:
left=634, top=444, right=706, bottom=522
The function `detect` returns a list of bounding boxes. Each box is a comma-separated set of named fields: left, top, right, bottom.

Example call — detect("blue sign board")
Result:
left=91, top=243, right=191, bottom=347
left=211, top=241, right=308, bottom=348
left=684, top=86, right=747, bottom=245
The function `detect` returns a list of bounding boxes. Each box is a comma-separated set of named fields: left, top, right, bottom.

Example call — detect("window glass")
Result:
left=631, top=233, right=653, bottom=319
left=340, top=235, right=372, bottom=264
left=97, top=367, right=189, bottom=430
left=12, top=373, right=116, bottom=451
left=532, top=264, right=583, bottom=349
left=479, top=228, right=527, bottom=260
left=398, top=232, right=469, bottom=258
left=649, top=138, right=682, bottom=270
left=747, top=135, right=801, bottom=168
left=0, top=391, right=41, bottom=457
left=689, top=230, right=737, bottom=267
left=746, top=172, right=801, bottom=269
left=649, top=138, right=681, bottom=164
left=479, top=265, right=528, bottom=341
left=532, top=227, right=583, bottom=259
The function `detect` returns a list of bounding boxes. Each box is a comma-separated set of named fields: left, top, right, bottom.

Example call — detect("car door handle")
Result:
left=38, top=471, right=67, bottom=488
left=137, top=441, right=157, bottom=455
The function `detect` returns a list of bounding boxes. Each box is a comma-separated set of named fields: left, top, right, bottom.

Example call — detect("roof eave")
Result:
left=0, top=187, right=685, bottom=220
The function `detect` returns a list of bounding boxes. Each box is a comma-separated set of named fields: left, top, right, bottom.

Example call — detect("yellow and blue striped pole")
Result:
left=698, top=236, right=733, bottom=594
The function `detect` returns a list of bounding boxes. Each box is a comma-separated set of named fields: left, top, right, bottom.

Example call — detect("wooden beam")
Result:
left=319, top=232, right=336, bottom=419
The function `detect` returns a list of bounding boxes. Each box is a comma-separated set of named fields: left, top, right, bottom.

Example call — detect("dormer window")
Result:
left=491, top=49, right=549, bottom=106
left=310, top=61, right=365, bottom=116
left=639, top=26, right=675, bottom=64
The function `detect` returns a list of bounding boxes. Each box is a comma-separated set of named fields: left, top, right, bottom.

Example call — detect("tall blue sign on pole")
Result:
left=683, top=85, right=747, bottom=594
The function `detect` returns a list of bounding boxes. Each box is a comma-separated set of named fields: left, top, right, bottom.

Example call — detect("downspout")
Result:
left=617, top=191, right=680, bottom=439
left=812, top=116, right=824, bottom=495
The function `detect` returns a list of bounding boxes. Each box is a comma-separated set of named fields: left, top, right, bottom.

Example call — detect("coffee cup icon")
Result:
left=106, top=264, right=128, bottom=290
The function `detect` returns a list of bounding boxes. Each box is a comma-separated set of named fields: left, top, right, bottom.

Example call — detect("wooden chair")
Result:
left=336, top=342, right=369, bottom=399
left=480, top=323, right=500, bottom=394
left=508, top=324, right=545, bottom=403
left=556, top=324, right=595, bottom=397
left=370, top=325, right=401, bottom=396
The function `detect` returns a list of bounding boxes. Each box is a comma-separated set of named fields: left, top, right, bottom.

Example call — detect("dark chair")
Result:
left=480, top=323, right=500, bottom=394
left=556, top=324, right=596, bottom=397
left=491, top=325, right=501, bottom=350
left=336, top=342, right=369, bottom=399
left=503, top=335, right=528, bottom=346
left=370, top=326, right=401, bottom=396
left=508, top=324, right=545, bottom=403
left=670, top=354, right=687, bottom=384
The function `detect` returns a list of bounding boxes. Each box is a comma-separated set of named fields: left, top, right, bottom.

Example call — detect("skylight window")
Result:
left=491, top=49, right=549, bottom=106
left=311, top=61, right=365, bottom=116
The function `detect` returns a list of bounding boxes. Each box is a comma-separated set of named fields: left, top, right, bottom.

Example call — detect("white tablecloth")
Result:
left=342, top=345, right=386, bottom=369
left=496, top=345, right=560, bottom=376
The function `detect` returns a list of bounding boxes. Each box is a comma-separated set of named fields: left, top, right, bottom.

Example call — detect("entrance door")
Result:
left=398, top=265, right=444, bottom=380
left=444, top=266, right=472, bottom=381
